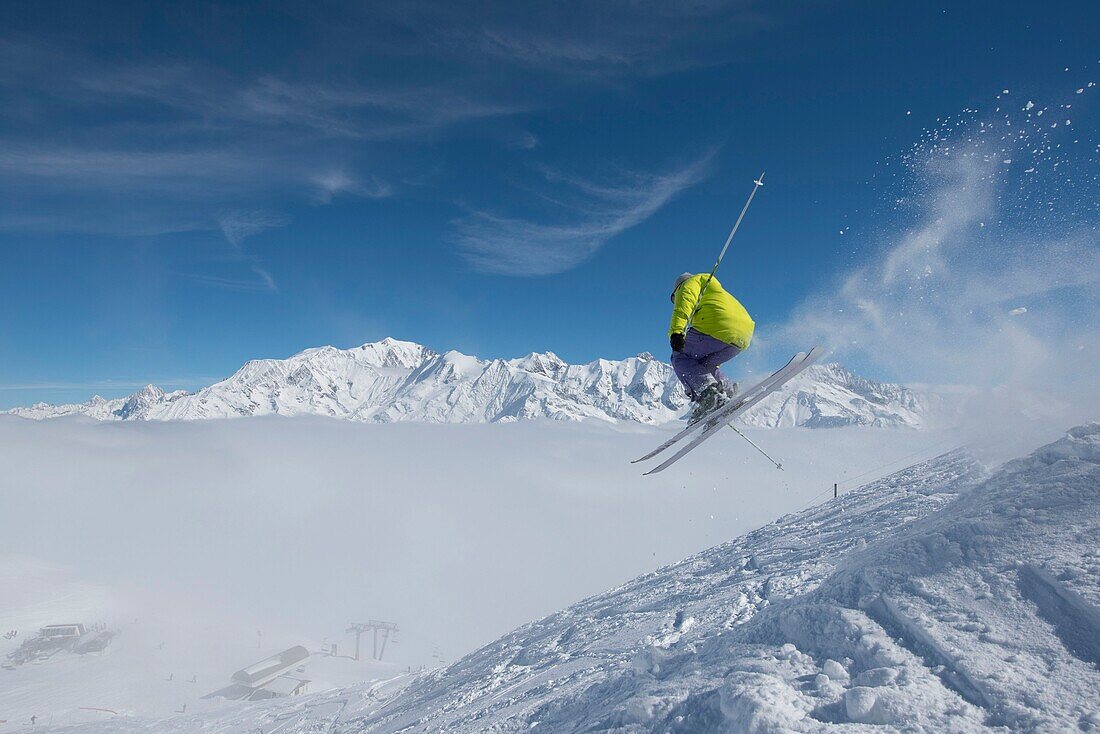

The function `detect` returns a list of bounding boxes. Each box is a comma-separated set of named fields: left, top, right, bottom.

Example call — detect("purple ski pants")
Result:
left=672, top=328, right=742, bottom=400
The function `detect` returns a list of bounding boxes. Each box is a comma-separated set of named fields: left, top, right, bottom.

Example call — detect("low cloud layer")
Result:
left=0, top=417, right=933, bottom=672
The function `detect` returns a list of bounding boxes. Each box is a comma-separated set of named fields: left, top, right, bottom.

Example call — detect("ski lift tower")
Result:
left=346, top=621, right=399, bottom=661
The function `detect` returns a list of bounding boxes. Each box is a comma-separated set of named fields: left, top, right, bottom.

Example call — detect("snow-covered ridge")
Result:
left=740, top=362, right=935, bottom=429
left=5, top=338, right=933, bottom=428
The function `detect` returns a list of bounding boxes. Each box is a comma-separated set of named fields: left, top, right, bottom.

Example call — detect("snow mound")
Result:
left=4, top=340, right=933, bottom=429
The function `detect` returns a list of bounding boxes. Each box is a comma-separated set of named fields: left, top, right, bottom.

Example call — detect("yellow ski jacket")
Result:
left=668, top=273, right=755, bottom=349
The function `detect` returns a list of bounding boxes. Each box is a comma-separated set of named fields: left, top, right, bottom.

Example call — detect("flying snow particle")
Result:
left=1076, top=88, right=1084, bottom=94
left=1010, top=307, right=1027, bottom=316
left=1025, top=101, right=1035, bottom=110
left=1002, top=89, right=1010, bottom=94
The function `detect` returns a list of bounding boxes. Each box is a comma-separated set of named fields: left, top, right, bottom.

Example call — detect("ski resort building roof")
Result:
left=39, top=624, right=85, bottom=639
left=255, top=675, right=309, bottom=698
left=205, top=646, right=313, bottom=701
left=231, top=646, right=310, bottom=688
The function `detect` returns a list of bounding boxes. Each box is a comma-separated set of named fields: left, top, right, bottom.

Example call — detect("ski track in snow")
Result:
left=32, top=422, right=1100, bottom=733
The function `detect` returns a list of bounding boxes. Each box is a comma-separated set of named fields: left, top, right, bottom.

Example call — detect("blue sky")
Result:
left=1, top=1, right=1097, bottom=408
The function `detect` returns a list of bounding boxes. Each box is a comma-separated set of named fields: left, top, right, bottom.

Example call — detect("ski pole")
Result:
left=726, top=423, right=783, bottom=470
left=686, top=171, right=765, bottom=331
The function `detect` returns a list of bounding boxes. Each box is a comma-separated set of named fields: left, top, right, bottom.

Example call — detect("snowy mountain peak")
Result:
left=357, top=337, right=438, bottom=369
left=3, top=340, right=936, bottom=428
left=508, top=351, right=568, bottom=377
left=117, top=384, right=167, bottom=420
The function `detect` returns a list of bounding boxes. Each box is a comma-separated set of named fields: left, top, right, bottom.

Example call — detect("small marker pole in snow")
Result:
left=685, top=172, right=766, bottom=331
left=727, top=424, right=783, bottom=471
left=834, top=483, right=838, bottom=498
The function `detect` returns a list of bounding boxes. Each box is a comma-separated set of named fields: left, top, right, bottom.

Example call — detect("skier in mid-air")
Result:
left=668, top=272, right=755, bottom=421
left=636, top=175, right=819, bottom=474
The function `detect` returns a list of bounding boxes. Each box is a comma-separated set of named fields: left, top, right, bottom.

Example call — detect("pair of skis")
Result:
left=633, top=346, right=823, bottom=475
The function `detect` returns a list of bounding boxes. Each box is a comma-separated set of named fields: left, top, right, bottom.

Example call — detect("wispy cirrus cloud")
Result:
left=375, top=0, right=770, bottom=79
left=0, top=1, right=776, bottom=242
left=0, top=0, right=779, bottom=294
left=217, top=210, right=291, bottom=249
left=180, top=266, right=279, bottom=293
left=310, top=170, right=393, bottom=204
left=0, top=35, right=526, bottom=242
left=0, top=146, right=267, bottom=194
left=179, top=209, right=292, bottom=293
left=231, top=76, right=530, bottom=140
left=1, top=33, right=528, bottom=143
left=453, top=153, right=714, bottom=276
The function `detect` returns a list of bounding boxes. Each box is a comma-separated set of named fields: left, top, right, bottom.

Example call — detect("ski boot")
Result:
left=689, top=383, right=729, bottom=423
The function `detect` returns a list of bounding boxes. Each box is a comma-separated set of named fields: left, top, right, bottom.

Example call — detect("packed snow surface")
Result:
left=5, top=338, right=934, bottom=428
left=26, top=422, right=1100, bottom=733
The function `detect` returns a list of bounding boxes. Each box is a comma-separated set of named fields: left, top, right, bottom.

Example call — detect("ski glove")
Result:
left=670, top=332, right=686, bottom=353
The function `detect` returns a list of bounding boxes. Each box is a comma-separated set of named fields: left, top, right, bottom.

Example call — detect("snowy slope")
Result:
left=4, top=339, right=932, bottom=428
left=33, top=422, right=1100, bottom=733
left=320, top=423, right=1100, bottom=732
left=332, top=424, right=1094, bottom=733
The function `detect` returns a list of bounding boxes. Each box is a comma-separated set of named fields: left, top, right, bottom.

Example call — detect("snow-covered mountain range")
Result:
left=5, top=338, right=935, bottom=428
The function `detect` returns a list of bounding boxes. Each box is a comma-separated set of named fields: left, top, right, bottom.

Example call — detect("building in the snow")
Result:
left=204, top=646, right=311, bottom=701
left=248, top=674, right=309, bottom=699
left=4, top=623, right=93, bottom=668
left=39, top=624, right=86, bottom=639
